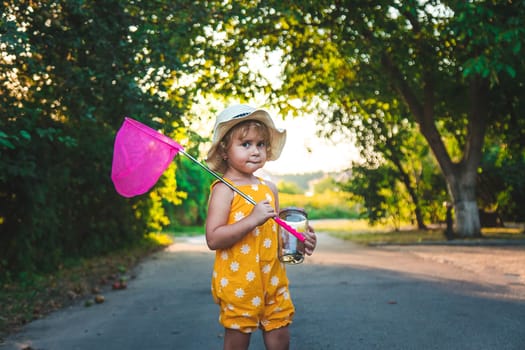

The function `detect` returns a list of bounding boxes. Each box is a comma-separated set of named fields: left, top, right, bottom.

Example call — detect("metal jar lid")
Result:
left=279, top=207, right=308, bottom=221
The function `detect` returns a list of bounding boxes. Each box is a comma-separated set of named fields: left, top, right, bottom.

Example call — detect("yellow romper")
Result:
left=210, top=178, right=295, bottom=333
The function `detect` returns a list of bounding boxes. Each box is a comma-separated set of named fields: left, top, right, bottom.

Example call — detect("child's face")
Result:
left=224, top=123, right=268, bottom=175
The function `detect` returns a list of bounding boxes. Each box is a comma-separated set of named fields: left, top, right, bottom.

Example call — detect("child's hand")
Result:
left=302, top=225, right=317, bottom=256
left=250, top=200, right=276, bottom=226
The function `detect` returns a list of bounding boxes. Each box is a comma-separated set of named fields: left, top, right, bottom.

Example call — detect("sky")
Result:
left=183, top=49, right=359, bottom=175
left=261, top=113, right=358, bottom=175
left=188, top=105, right=358, bottom=175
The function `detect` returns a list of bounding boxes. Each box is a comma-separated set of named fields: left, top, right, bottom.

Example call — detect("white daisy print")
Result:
left=230, top=261, right=240, bottom=272
left=213, top=271, right=217, bottom=278
left=246, top=271, right=255, bottom=282
left=270, top=276, right=279, bottom=286
left=252, top=296, right=261, bottom=307
left=283, top=291, right=290, bottom=300
left=234, top=211, right=245, bottom=222
left=227, top=304, right=235, bottom=310
left=255, top=254, right=260, bottom=263
left=220, top=277, right=229, bottom=287
left=231, top=323, right=240, bottom=330
left=263, top=238, right=272, bottom=248
left=240, top=244, right=250, bottom=254
left=253, top=227, right=260, bottom=236
left=265, top=193, right=272, bottom=202
left=262, top=264, right=271, bottom=274
left=221, top=251, right=229, bottom=260
left=277, top=287, right=287, bottom=295
left=235, top=288, right=245, bottom=298
left=251, top=184, right=259, bottom=191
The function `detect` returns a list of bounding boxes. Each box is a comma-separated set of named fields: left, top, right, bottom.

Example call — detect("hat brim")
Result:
left=206, top=110, right=286, bottom=174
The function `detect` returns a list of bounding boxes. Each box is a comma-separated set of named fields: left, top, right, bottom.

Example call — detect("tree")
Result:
left=0, top=0, right=213, bottom=274
left=329, top=99, right=437, bottom=229
left=337, top=104, right=451, bottom=229
left=312, top=175, right=338, bottom=194
left=194, top=1, right=525, bottom=237
left=278, top=180, right=304, bottom=195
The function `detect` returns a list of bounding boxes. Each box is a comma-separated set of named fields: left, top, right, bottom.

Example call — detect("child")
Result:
left=205, top=104, right=317, bottom=350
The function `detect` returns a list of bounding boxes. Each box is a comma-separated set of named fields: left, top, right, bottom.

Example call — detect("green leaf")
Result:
left=0, top=138, right=15, bottom=149
left=20, top=130, right=31, bottom=140
left=505, top=66, right=516, bottom=78
left=0, top=131, right=15, bottom=149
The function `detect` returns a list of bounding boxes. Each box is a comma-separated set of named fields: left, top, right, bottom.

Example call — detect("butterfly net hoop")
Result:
left=111, top=117, right=182, bottom=197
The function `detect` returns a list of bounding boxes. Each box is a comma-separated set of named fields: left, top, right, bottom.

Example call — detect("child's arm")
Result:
left=206, top=182, right=276, bottom=250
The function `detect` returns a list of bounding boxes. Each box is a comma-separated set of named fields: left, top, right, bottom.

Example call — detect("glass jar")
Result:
left=278, top=207, right=307, bottom=264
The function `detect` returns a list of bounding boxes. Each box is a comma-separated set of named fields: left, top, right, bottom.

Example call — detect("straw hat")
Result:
left=206, top=104, right=287, bottom=174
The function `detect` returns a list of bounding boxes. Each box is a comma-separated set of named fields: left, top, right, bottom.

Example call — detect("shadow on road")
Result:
left=3, top=234, right=525, bottom=349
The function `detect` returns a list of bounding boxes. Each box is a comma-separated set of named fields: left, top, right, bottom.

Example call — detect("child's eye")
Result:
left=257, top=142, right=266, bottom=148
left=241, top=142, right=251, bottom=148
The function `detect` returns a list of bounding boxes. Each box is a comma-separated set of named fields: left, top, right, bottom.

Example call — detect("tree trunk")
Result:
left=454, top=200, right=481, bottom=237
left=446, top=170, right=482, bottom=238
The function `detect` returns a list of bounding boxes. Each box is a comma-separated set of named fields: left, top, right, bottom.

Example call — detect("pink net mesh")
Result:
left=111, top=117, right=183, bottom=197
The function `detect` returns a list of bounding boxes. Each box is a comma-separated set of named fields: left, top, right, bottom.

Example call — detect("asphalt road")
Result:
left=3, top=234, right=525, bottom=350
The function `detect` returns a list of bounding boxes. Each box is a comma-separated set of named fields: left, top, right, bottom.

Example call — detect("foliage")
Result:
left=312, top=175, right=339, bottom=194
left=337, top=122, right=450, bottom=228
left=478, top=144, right=525, bottom=221
left=190, top=0, right=525, bottom=237
left=0, top=1, right=214, bottom=276
left=164, top=225, right=205, bottom=237
left=169, top=156, right=213, bottom=227
left=277, top=180, right=304, bottom=195
left=341, top=164, right=395, bottom=225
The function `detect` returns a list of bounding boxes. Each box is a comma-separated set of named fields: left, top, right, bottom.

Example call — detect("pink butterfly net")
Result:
left=111, top=117, right=182, bottom=197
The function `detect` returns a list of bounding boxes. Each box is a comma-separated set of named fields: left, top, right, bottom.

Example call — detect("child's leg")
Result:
left=224, top=328, right=251, bottom=350
left=262, top=326, right=290, bottom=350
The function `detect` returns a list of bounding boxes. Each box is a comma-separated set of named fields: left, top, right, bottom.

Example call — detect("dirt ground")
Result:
left=387, top=245, right=525, bottom=285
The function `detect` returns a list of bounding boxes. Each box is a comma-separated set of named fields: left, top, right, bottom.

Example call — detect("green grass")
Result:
left=311, top=219, right=525, bottom=245
left=164, top=225, right=206, bottom=237
left=166, top=220, right=525, bottom=245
